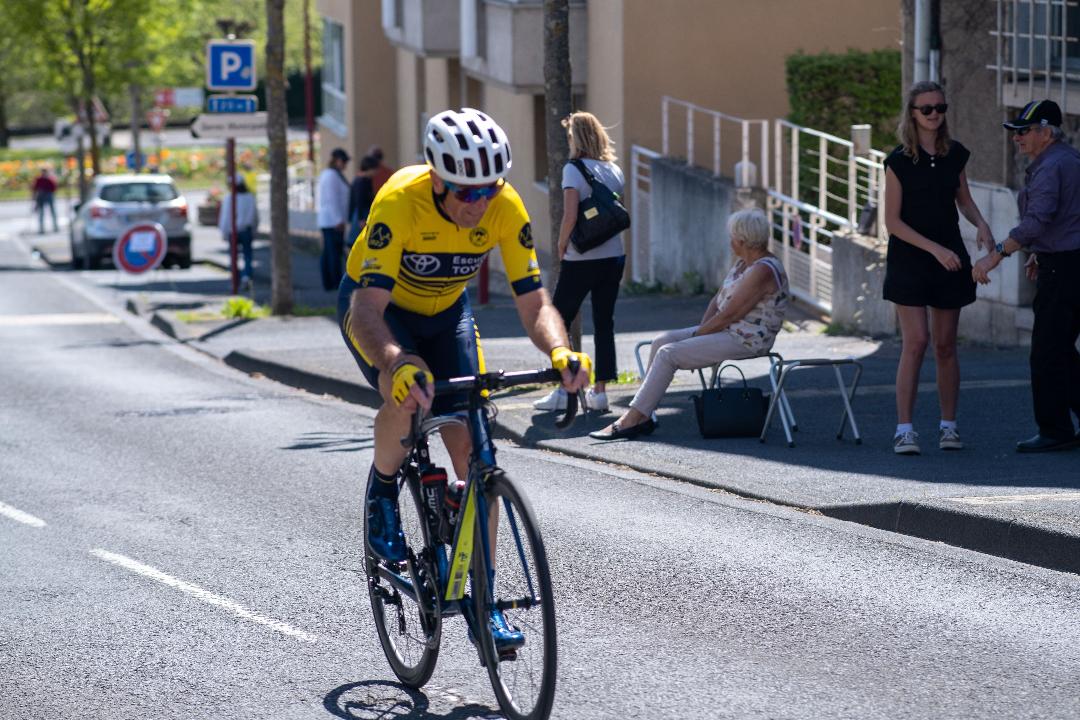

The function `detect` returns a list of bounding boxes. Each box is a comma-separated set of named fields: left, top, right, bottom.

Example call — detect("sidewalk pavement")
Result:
left=26, top=215, right=1080, bottom=577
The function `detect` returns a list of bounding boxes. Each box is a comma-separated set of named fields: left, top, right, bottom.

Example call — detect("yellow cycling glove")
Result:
left=549, top=346, right=593, bottom=377
left=390, top=361, right=434, bottom=405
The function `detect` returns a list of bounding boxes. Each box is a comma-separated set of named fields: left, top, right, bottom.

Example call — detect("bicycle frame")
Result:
left=371, top=368, right=576, bottom=648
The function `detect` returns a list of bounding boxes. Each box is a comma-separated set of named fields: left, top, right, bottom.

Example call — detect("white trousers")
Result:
left=630, top=326, right=758, bottom=416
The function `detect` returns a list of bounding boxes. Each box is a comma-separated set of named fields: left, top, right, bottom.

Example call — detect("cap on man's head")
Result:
left=366, top=145, right=384, bottom=161
left=1003, top=99, right=1063, bottom=130
left=330, top=147, right=351, bottom=163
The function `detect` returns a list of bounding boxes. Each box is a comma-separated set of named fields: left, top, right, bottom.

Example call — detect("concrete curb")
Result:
left=216, top=350, right=1080, bottom=577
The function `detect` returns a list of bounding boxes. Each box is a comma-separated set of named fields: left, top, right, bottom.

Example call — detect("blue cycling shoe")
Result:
left=489, top=609, right=525, bottom=653
left=366, top=495, right=407, bottom=563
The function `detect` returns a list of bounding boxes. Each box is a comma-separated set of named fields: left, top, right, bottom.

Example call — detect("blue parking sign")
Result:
left=206, top=40, right=256, bottom=91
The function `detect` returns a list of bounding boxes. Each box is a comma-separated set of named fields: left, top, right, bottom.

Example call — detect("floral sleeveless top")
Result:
left=716, top=256, right=789, bottom=353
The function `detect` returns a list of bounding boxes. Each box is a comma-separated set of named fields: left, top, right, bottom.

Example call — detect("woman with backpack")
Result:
left=533, top=111, right=626, bottom=414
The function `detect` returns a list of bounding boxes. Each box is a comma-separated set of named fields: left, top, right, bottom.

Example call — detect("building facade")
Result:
left=317, top=0, right=899, bottom=284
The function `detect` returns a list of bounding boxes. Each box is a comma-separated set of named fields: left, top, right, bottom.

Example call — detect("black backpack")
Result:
left=569, top=159, right=631, bottom=253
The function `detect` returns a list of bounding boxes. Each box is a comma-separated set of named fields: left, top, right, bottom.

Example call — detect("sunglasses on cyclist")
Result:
left=911, top=103, right=949, bottom=116
left=443, top=178, right=504, bottom=204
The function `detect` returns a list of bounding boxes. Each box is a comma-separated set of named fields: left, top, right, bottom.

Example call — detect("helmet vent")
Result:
left=442, top=153, right=456, bottom=176
left=478, top=148, right=490, bottom=177
left=488, top=128, right=498, bottom=144
left=463, top=158, right=476, bottom=178
left=494, top=154, right=504, bottom=174
left=454, top=132, right=469, bottom=151
left=466, top=120, right=481, bottom=139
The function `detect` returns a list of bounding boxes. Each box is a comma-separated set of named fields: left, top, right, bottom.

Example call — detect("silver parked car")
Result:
left=70, top=174, right=191, bottom=270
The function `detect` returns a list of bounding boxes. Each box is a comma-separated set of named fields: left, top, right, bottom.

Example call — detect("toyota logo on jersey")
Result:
left=403, top=253, right=441, bottom=276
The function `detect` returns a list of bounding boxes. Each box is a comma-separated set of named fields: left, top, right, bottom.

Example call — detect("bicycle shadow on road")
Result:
left=281, top=431, right=374, bottom=453
left=323, top=680, right=501, bottom=719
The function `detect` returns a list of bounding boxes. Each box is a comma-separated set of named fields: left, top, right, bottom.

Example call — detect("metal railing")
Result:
left=988, top=0, right=1080, bottom=113
left=661, top=96, right=769, bottom=188
left=629, top=144, right=661, bottom=284
left=287, top=159, right=315, bottom=211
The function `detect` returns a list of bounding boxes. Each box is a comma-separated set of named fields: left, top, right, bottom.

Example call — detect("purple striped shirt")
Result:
left=1011, top=140, right=1080, bottom=254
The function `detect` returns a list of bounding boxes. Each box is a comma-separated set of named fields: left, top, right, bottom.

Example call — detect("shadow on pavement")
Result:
left=323, top=680, right=500, bottom=719
left=281, top=431, right=374, bottom=453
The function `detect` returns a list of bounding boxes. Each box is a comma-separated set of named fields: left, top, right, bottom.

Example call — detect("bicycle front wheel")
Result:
left=365, top=474, right=441, bottom=687
left=471, top=471, right=557, bottom=720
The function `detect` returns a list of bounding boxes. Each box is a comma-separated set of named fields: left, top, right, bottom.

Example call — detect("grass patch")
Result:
left=609, top=369, right=640, bottom=385
left=175, top=309, right=226, bottom=323
left=222, top=296, right=270, bottom=319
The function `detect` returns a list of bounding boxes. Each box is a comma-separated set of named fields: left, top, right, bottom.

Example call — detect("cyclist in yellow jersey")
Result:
left=337, top=109, right=590, bottom=647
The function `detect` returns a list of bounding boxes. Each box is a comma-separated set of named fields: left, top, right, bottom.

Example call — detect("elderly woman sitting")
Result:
left=590, top=207, right=789, bottom=440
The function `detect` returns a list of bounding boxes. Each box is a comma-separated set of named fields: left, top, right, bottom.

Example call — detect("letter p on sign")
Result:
left=206, top=40, right=256, bottom=91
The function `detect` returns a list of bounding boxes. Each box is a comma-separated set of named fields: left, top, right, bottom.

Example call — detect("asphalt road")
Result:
left=3, top=239, right=1080, bottom=719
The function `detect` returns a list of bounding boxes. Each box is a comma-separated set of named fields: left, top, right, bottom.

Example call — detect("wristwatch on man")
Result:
left=994, top=241, right=1011, bottom=258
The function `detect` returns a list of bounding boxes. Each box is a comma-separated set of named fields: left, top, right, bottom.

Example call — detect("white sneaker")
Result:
left=533, top=387, right=567, bottom=411
left=585, top=388, right=609, bottom=413
left=893, top=430, right=921, bottom=455
left=939, top=426, right=963, bottom=450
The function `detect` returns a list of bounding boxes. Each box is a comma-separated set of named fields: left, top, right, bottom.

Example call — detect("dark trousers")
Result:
left=551, top=256, right=625, bottom=382
left=320, top=227, right=345, bottom=291
left=237, top=227, right=254, bottom=281
left=1030, top=249, right=1080, bottom=439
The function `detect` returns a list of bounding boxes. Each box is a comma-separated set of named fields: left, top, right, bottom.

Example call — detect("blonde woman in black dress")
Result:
left=883, top=81, right=994, bottom=455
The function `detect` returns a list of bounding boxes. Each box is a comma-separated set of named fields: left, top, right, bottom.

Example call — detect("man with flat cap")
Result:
left=973, top=99, right=1080, bottom=453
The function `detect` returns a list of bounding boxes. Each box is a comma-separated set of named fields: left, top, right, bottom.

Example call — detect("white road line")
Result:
left=0, top=313, right=121, bottom=327
left=0, top=501, right=47, bottom=528
left=89, top=549, right=317, bottom=643
left=945, top=491, right=1080, bottom=506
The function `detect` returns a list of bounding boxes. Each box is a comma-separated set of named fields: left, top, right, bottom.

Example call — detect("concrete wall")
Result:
left=830, top=233, right=895, bottom=337
left=317, top=0, right=399, bottom=169
left=648, top=157, right=736, bottom=291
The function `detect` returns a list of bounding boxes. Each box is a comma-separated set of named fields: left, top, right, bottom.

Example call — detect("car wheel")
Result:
left=85, top=244, right=100, bottom=270
left=69, top=235, right=84, bottom=270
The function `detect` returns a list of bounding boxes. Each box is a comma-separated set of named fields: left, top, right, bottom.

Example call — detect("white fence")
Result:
left=629, top=144, right=661, bottom=284
left=633, top=96, right=889, bottom=314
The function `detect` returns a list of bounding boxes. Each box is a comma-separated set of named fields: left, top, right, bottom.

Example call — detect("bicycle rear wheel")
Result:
left=471, top=471, right=557, bottom=720
left=365, top=474, right=441, bottom=687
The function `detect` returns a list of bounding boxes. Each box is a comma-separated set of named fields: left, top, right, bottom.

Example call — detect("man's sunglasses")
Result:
left=911, top=103, right=949, bottom=116
left=1012, top=126, right=1036, bottom=137
left=443, top=178, right=504, bottom=204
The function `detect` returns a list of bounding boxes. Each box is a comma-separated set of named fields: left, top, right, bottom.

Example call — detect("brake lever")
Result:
left=554, top=357, right=581, bottom=429
left=399, top=370, right=430, bottom=448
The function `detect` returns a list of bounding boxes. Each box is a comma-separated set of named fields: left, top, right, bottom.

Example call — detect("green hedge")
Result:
left=786, top=49, right=902, bottom=152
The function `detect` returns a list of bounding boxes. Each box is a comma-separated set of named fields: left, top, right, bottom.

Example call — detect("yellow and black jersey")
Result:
left=345, top=165, right=542, bottom=316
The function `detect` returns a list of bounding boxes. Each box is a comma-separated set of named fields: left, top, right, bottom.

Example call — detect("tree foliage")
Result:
left=786, top=49, right=902, bottom=151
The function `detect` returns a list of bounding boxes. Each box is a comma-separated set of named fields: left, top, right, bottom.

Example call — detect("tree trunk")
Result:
left=266, top=0, right=293, bottom=315
left=543, top=0, right=580, bottom=348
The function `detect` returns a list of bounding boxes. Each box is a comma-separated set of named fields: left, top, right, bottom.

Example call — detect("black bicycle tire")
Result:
left=365, top=473, right=441, bottom=687
left=471, top=471, right=558, bottom=720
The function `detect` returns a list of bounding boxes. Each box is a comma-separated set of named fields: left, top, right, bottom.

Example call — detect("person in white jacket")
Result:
left=218, top=174, right=260, bottom=290
left=318, top=147, right=352, bottom=290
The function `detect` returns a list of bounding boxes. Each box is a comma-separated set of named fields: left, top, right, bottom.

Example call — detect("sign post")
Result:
left=203, top=38, right=258, bottom=295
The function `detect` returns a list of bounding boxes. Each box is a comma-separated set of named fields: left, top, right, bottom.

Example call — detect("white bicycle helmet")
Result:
left=423, top=108, right=512, bottom=185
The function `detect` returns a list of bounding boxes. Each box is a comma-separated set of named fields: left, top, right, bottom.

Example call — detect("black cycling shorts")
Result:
left=337, top=276, right=485, bottom=414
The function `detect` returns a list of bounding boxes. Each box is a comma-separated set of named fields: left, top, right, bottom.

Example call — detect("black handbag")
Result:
left=691, top=365, right=769, bottom=438
left=569, top=159, right=631, bottom=253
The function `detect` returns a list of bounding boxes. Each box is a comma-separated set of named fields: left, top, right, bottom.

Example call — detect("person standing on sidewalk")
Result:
left=318, top=148, right=352, bottom=291
left=973, top=99, right=1080, bottom=453
left=31, top=168, right=58, bottom=234
left=883, top=81, right=994, bottom=456
left=533, top=112, right=625, bottom=414
left=218, top=174, right=259, bottom=292
left=367, top=145, right=394, bottom=195
left=348, top=155, right=378, bottom=248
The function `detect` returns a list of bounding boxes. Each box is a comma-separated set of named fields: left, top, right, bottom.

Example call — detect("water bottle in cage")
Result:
left=441, top=478, right=466, bottom=542
left=419, top=465, right=448, bottom=541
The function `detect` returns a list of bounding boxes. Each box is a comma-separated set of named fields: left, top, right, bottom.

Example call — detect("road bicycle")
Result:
left=364, top=364, right=580, bottom=720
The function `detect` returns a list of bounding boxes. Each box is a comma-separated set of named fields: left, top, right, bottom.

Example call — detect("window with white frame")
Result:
left=321, top=19, right=346, bottom=129
left=991, top=0, right=1080, bottom=110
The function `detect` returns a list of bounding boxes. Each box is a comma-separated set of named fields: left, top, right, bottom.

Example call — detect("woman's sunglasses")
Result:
left=911, top=103, right=948, bottom=116
left=443, top=178, right=504, bottom=204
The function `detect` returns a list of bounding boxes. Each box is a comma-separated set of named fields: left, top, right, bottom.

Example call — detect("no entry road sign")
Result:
left=113, top=223, right=167, bottom=274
